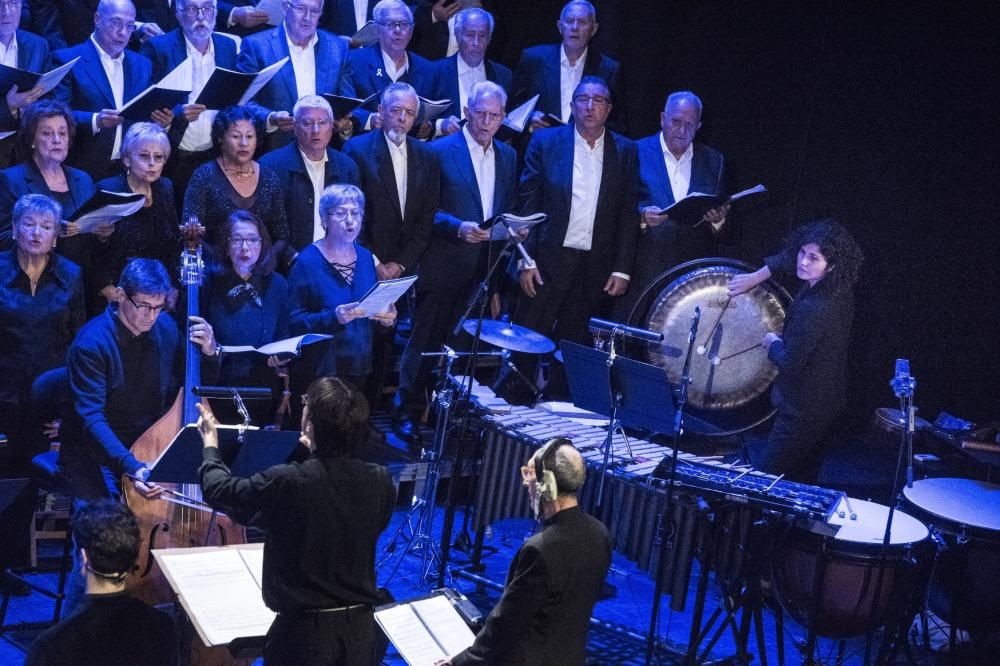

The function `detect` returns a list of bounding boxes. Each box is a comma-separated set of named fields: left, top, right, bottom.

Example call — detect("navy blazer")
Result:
left=52, top=40, right=153, bottom=178
left=0, top=30, right=50, bottom=130
left=633, top=135, right=726, bottom=284
left=342, top=130, right=439, bottom=272
left=258, top=142, right=361, bottom=255
left=419, top=131, right=517, bottom=288
left=517, top=124, right=639, bottom=280
left=0, top=161, right=96, bottom=249
left=344, top=44, right=435, bottom=129
left=429, top=54, right=512, bottom=120
left=140, top=29, right=240, bottom=151
left=511, top=43, right=627, bottom=135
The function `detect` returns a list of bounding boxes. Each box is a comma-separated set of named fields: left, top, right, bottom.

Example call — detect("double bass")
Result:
left=123, top=219, right=247, bottom=660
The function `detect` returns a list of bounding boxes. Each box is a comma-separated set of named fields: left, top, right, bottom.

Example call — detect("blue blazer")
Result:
left=0, top=161, right=96, bottom=248
left=258, top=142, right=361, bottom=255
left=52, top=39, right=153, bottom=178
left=511, top=44, right=626, bottom=135
left=429, top=54, right=512, bottom=120
left=0, top=30, right=50, bottom=130
left=344, top=44, right=435, bottom=129
left=140, top=29, right=240, bottom=151
left=516, top=124, right=639, bottom=280
left=419, top=131, right=517, bottom=288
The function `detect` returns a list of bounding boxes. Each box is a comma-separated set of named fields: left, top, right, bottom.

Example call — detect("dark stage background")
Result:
left=491, top=0, right=1000, bottom=429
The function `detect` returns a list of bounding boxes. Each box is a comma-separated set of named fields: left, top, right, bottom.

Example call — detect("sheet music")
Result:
left=357, top=275, right=418, bottom=315
left=155, top=548, right=275, bottom=646
left=35, top=57, right=79, bottom=95
left=487, top=213, right=545, bottom=241
left=503, top=93, right=539, bottom=133
left=240, top=56, right=288, bottom=105
left=221, top=333, right=332, bottom=355
left=410, top=595, right=476, bottom=657
left=375, top=604, right=447, bottom=665
left=255, top=0, right=285, bottom=25
left=75, top=199, right=146, bottom=233
left=238, top=547, right=266, bottom=590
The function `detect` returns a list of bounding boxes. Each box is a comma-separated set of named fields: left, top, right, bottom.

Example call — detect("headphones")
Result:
left=534, top=437, right=572, bottom=506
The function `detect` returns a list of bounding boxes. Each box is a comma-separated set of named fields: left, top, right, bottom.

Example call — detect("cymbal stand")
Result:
left=645, top=307, right=701, bottom=666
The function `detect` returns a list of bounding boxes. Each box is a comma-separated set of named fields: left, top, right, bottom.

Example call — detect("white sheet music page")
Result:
left=155, top=548, right=275, bottom=646
left=375, top=604, right=447, bottom=665
left=411, top=595, right=476, bottom=656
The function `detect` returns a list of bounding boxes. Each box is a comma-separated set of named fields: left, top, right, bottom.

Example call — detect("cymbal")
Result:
left=463, top=319, right=556, bottom=354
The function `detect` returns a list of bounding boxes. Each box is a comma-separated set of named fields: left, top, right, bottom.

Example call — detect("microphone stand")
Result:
left=437, top=223, right=521, bottom=587
left=645, top=307, right=700, bottom=665
left=595, top=326, right=634, bottom=508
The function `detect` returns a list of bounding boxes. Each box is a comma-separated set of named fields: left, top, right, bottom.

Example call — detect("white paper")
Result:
left=357, top=275, right=418, bottom=315
left=241, top=56, right=288, bottom=105
left=375, top=604, right=447, bottom=665
left=502, top=93, right=539, bottom=133
left=75, top=199, right=146, bottom=233
left=155, top=548, right=275, bottom=646
left=35, top=57, right=79, bottom=96
left=239, top=547, right=266, bottom=590
left=255, top=0, right=285, bottom=25
left=221, top=333, right=333, bottom=355
left=352, top=20, right=378, bottom=46
left=158, top=58, right=193, bottom=91
left=487, top=213, right=545, bottom=241
left=417, top=97, right=452, bottom=124
left=0, top=130, right=14, bottom=142
left=410, top=595, right=476, bottom=657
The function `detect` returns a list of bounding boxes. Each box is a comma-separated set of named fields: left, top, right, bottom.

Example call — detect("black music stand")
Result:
left=147, top=426, right=302, bottom=485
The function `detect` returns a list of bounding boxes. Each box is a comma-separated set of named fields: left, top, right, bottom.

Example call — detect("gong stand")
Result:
left=644, top=306, right=701, bottom=666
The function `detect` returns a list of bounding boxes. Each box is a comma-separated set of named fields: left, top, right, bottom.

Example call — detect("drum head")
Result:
left=902, top=478, right=1000, bottom=533
left=644, top=259, right=791, bottom=436
left=826, top=498, right=928, bottom=546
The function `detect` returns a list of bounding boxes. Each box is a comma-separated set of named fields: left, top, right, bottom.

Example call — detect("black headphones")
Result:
left=534, top=437, right=573, bottom=504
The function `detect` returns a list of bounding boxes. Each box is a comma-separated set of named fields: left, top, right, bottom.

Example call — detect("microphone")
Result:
left=588, top=317, right=664, bottom=343
left=193, top=386, right=273, bottom=400
left=889, top=359, right=915, bottom=398
left=499, top=217, right=534, bottom=266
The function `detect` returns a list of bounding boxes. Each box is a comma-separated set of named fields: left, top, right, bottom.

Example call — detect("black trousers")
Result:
left=748, top=409, right=836, bottom=484
left=265, top=607, right=375, bottom=666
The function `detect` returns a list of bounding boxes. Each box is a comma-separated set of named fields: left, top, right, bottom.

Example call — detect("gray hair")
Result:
left=560, top=0, right=596, bottom=22
left=293, top=94, right=334, bottom=121
left=13, top=194, right=62, bottom=228
left=454, top=7, right=494, bottom=37
left=467, top=80, right=507, bottom=112
left=121, top=122, right=170, bottom=159
left=319, top=183, right=365, bottom=219
left=373, top=0, right=413, bottom=23
left=665, top=91, right=703, bottom=119
left=380, top=81, right=419, bottom=109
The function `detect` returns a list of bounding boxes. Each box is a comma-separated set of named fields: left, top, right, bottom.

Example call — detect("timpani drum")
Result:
left=901, top=478, right=1000, bottom=631
left=643, top=259, right=792, bottom=436
left=770, top=498, right=929, bottom=638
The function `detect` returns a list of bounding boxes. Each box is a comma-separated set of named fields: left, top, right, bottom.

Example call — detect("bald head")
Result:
left=94, top=0, right=136, bottom=58
left=531, top=441, right=586, bottom=500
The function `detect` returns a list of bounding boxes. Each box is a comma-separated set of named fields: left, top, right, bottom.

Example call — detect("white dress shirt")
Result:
left=301, top=150, right=328, bottom=241
left=463, top=125, right=495, bottom=221
left=353, top=0, right=369, bottom=31
left=91, top=36, right=125, bottom=159
left=661, top=134, right=693, bottom=204
left=180, top=37, right=217, bottom=152
left=564, top=127, right=603, bottom=251
left=457, top=55, right=486, bottom=115
left=286, top=31, right=319, bottom=99
left=0, top=35, right=18, bottom=68
left=559, top=45, right=586, bottom=123
left=381, top=49, right=408, bottom=82
left=384, top=131, right=407, bottom=215
left=446, top=14, right=458, bottom=56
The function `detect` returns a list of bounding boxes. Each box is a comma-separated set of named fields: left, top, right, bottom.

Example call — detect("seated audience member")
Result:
left=202, top=211, right=289, bottom=425
left=140, top=0, right=241, bottom=209
left=236, top=0, right=353, bottom=152
left=258, top=95, right=360, bottom=265
left=345, top=0, right=435, bottom=136
left=429, top=7, right=511, bottom=138
left=0, top=194, right=85, bottom=475
left=441, top=439, right=611, bottom=665
left=93, top=122, right=180, bottom=312
left=51, top=0, right=171, bottom=181
left=0, top=100, right=108, bottom=273
left=287, top=184, right=396, bottom=394
left=0, top=0, right=49, bottom=169
left=197, top=376, right=395, bottom=665
left=182, top=105, right=289, bottom=256
left=25, top=501, right=178, bottom=666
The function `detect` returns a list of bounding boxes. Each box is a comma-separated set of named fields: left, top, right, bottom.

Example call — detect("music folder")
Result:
left=118, top=83, right=190, bottom=122
left=375, top=592, right=477, bottom=665
left=147, top=425, right=302, bottom=484
left=194, top=57, right=289, bottom=110
left=322, top=91, right=379, bottom=119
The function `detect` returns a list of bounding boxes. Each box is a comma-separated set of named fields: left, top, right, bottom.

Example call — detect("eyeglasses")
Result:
left=327, top=208, right=362, bottom=221
left=126, top=293, right=167, bottom=316
left=180, top=5, right=216, bottom=18
left=471, top=109, right=504, bottom=124
left=573, top=95, right=610, bottom=107
left=229, top=236, right=262, bottom=247
left=103, top=17, right=137, bottom=33
left=134, top=152, right=167, bottom=164
left=289, top=3, right=322, bottom=18
left=297, top=119, right=332, bottom=131
left=376, top=20, right=413, bottom=31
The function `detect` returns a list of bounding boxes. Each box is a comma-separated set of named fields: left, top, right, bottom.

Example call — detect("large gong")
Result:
left=644, top=258, right=792, bottom=436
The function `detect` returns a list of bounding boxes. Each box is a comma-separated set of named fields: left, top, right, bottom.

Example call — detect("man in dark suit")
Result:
left=344, top=0, right=434, bottom=136
left=618, top=90, right=728, bottom=323
left=392, top=80, right=516, bottom=442
left=259, top=94, right=360, bottom=265
left=510, top=0, right=626, bottom=135
left=52, top=0, right=165, bottom=181
left=237, top=0, right=352, bottom=151
left=0, top=1, right=50, bottom=168
left=429, top=7, right=510, bottom=138
left=342, top=82, right=438, bottom=416
left=500, top=76, right=637, bottom=403
left=140, top=0, right=240, bottom=208
left=446, top=438, right=611, bottom=664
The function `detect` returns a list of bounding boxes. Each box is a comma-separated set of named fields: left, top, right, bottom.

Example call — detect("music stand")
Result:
left=147, top=426, right=302, bottom=485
